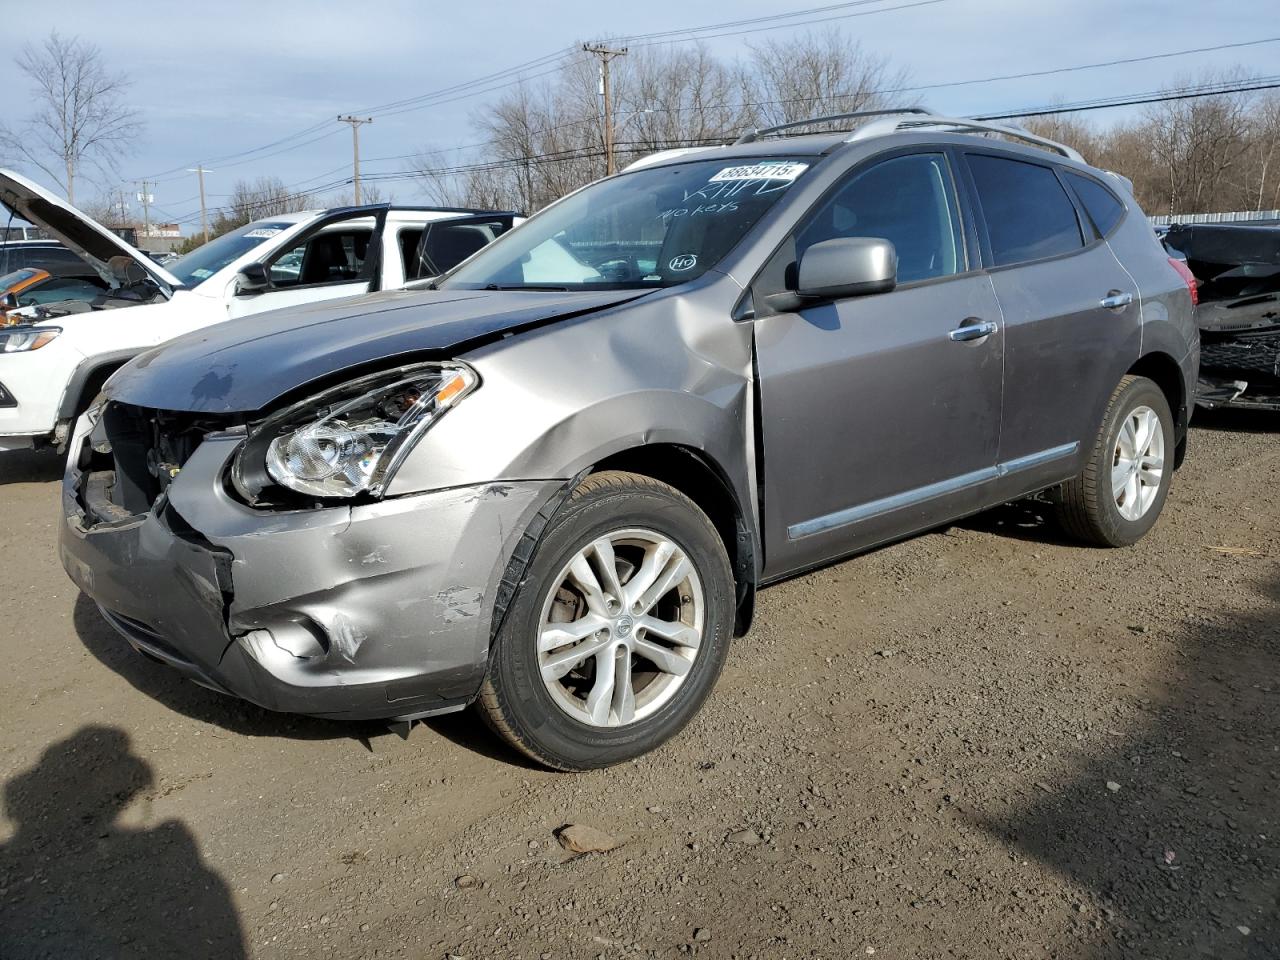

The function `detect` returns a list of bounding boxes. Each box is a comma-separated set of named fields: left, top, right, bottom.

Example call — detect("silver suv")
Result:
left=60, top=110, right=1199, bottom=770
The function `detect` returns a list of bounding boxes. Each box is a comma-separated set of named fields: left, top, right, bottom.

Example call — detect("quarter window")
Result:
left=1064, top=171, right=1126, bottom=237
left=967, top=154, right=1083, bottom=266
left=796, top=153, right=963, bottom=284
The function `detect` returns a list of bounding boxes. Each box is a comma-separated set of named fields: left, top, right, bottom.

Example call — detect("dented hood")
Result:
left=0, top=168, right=180, bottom=293
left=105, top=286, right=646, bottom=413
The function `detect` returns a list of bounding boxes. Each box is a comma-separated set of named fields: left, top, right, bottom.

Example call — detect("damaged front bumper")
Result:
left=58, top=415, right=562, bottom=721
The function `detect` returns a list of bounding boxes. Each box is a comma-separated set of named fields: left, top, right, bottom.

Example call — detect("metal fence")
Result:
left=1149, top=210, right=1280, bottom=226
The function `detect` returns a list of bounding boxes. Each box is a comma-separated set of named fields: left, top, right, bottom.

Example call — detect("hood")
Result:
left=0, top=169, right=180, bottom=294
left=105, top=286, right=647, bottom=413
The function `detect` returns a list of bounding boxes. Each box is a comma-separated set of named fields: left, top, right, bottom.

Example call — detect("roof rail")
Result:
left=733, top=107, right=930, bottom=145
left=847, top=113, right=1085, bottom=162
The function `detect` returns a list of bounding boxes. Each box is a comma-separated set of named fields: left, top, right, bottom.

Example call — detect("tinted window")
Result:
left=1065, top=171, right=1125, bottom=237
left=796, top=153, right=963, bottom=284
left=967, top=154, right=1083, bottom=266
left=411, top=219, right=510, bottom=279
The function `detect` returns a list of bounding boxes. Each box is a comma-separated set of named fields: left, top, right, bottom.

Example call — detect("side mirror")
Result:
left=235, top=262, right=271, bottom=295
left=0, top=292, right=17, bottom=315
left=796, top=237, right=897, bottom=300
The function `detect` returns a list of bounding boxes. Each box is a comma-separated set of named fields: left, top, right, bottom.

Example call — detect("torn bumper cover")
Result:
left=58, top=416, right=561, bottom=721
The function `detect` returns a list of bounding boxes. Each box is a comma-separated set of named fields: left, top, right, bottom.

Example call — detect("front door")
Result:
left=753, top=151, right=1005, bottom=577
left=226, top=208, right=387, bottom=319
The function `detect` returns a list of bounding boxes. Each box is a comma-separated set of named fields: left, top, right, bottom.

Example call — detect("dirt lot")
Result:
left=0, top=413, right=1276, bottom=960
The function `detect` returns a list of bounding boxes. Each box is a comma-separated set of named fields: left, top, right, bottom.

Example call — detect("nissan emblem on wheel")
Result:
left=59, top=109, right=1198, bottom=770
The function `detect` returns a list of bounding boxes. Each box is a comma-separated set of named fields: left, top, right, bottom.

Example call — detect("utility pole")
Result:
left=583, top=43, right=628, bottom=175
left=187, top=166, right=211, bottom=243
left=135, top=180, right=154, bottom=245
left=115, top=189, right=129, bottom=231
left=337, top=115, right=374, bottom=204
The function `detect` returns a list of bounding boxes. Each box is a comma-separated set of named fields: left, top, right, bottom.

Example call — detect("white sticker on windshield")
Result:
left=244, top=228, right=284, bottom=239
left=191, top=268, right=213, bottom=279
left=708, top=162, right=808, bottom=183
left=668, top=254, right=698, bottom=272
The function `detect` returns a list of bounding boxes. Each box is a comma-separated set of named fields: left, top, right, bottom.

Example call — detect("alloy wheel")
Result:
left=537, top=528, right=704, bottom=728
left=1112, top=404, right=1165, bottom=521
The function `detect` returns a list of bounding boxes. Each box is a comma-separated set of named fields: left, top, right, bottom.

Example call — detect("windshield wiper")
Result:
left=483, top=283, right=570, bottom=291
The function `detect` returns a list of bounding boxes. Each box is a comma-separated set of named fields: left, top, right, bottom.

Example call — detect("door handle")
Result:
left=1099, top=291, right=1134, bottom=309
left=949, top=320, right=998, bottom=342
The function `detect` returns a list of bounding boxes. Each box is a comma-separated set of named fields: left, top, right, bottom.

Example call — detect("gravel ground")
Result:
left=0, top=412, right=1276, bottom=959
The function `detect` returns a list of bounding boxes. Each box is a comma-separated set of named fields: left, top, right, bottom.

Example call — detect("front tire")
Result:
left=478, top=471, right=735, bottom=771
left=1055, top=375, right=1174, bottom=547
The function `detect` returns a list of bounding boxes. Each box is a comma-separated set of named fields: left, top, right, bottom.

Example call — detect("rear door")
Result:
left=226, top=208, right=388, bottom=319
left=753, top=150, right=1005, bottom=576
left=961, top=151, right=1140, bottom=494
left=402, top=215, right=518, bottom=282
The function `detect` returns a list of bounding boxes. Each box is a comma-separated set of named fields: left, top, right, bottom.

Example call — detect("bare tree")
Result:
left=1142, top=70, right=1256, bottom=215
left=324, top=181, right=391, bottom=207
left=742, top=32, right=908, bottom=129
left=1237, top=93, right=1280, bottom=211
left=0, top=31, right=143, bottom=204
left=1022, top=113, right=1103, bottom=160
left=227, top=177, right=313, bottom=223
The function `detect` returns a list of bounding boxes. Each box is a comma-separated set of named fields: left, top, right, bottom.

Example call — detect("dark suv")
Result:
left=61, top=110, right=1199, bottom=770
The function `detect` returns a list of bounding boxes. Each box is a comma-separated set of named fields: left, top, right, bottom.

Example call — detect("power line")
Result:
left=296, top=34, right=1280, bottom=190
left=975, top=75, right=1280, bottom=121
left=627, top=0, right=947, bottom=46
left=126, top=0, right=943, bottom=182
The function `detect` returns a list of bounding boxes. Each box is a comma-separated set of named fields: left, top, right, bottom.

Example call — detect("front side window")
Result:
left=443, top=157, right=810, bottom=290
left=967, top=154, right=1083, bottom=266
left=268, top=227, right=371, bottom=287
left=795, top=153, right=964, bottom=284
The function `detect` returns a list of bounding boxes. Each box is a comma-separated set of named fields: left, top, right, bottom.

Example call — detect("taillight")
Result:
left=1168, top=257, right=1199, bottom=306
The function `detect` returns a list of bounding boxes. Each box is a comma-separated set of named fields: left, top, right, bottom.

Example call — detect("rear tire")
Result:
left=478, top=471, right=734, bottom=771
left=1055, top=375, right=1173, bottom=547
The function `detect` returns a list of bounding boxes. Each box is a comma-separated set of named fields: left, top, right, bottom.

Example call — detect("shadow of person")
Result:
left=0, top=726, right=247, bottom=958
left=973, top=572, right=1280, bottom=958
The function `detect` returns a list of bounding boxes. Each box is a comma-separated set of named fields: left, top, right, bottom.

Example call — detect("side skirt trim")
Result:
left=787, top=441, right=1079, bottom=541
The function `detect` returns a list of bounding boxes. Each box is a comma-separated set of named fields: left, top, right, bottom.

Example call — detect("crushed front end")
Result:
left=59, top=401, right=561, bottom=721
left=1164, top=223, right=1280, bottom=411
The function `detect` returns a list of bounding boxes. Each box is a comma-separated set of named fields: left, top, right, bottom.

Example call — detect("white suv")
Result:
left=0, top=169, right=518, bottom=451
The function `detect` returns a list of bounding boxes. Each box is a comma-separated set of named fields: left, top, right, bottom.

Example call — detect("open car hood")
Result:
left=105, top=286, right=647, bottom=413
left=0, top=168, right=180, bottom=295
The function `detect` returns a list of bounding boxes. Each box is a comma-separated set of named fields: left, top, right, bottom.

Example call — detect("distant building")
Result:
left=108, top=222, right=182, bottom=253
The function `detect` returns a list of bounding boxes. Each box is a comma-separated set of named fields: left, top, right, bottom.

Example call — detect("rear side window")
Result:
left=1064, top=171, right=1125, bottom=237
left=967, top=154, right=1083, bottom=266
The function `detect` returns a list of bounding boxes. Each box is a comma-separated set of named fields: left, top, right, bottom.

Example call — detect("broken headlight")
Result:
left=233, top=362, right=477, bottom=501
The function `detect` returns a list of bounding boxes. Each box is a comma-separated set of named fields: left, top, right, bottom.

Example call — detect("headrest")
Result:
left=108, top=256, right=147, bottom=284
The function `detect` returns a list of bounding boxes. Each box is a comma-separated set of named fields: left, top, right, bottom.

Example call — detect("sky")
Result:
left=1, top=0, right=1274, bottom=234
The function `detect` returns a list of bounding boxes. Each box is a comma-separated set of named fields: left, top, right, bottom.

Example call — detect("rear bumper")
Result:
left=59, top=415, right=563, bottom=721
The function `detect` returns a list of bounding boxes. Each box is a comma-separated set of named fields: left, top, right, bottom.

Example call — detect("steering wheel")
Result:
left=595, top=255, right=639, bottom=282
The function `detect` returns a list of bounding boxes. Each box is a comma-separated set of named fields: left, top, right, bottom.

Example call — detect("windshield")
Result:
left=0, top=268, right=43, bottom=294
left=167, top=220, right=298, bottom=287
left=443, top=157, right=810, bottom=290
